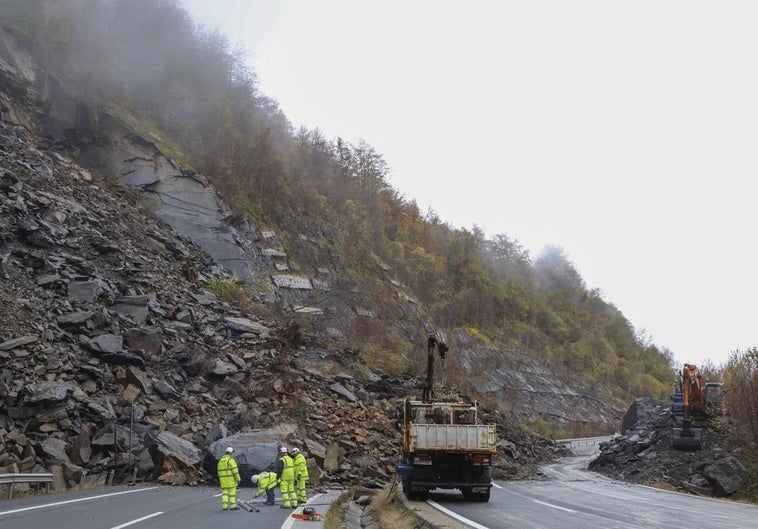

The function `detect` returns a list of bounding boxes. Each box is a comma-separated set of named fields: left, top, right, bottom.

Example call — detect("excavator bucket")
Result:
left=672, top=425, right=703, bottom=449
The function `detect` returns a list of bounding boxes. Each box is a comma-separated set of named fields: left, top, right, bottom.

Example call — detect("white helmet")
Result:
left=225, top=447, right=234, bottom=453
left=291, top=447, right=300, bottom=454
left=279, top=446, right=288, bottom=453
left=251, top=475, right=259, bottom=484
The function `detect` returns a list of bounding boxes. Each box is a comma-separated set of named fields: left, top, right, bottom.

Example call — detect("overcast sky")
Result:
left=180, top=0, right=758, bottom=368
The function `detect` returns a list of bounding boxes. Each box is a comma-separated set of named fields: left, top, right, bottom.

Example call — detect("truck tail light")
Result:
left=414, top=455, right=432, bottom=465
left=473, top=456, right=490, bottom=465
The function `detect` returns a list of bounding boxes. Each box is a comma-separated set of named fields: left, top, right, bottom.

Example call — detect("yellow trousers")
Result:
left=279, top=479, right=295, bottom=507
left=295, top=478, right=307, bottom=504
left=221, top=486, right=237, bottom=510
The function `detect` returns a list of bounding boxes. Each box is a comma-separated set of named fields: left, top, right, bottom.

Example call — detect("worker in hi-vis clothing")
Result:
left=291, top=447, right=309, bottom=505
left=217, top=446, right=241, bottom=510
left=276, top=446, right=296, bottom=509
left=251, top=471, right=278, bottom=505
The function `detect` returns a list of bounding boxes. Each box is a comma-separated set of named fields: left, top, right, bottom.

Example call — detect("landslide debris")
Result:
left=589, top=398, right=750, bottom=497
left=0, top=121, right=564, bottom=496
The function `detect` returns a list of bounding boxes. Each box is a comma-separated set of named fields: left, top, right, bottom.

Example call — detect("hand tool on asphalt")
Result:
left=237, top=500, right=261, bottom=512
left=291, top=507, right=323, bottom=521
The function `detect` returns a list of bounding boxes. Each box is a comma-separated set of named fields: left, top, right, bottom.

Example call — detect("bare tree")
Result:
left=723, top=348, right=758, bottom=461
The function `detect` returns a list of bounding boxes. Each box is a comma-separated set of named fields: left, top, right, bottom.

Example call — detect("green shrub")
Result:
left=202, top=275, right=255, bottom=312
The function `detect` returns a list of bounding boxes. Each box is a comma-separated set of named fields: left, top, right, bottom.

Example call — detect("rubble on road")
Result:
left=589, top=397, right=750, bottom=497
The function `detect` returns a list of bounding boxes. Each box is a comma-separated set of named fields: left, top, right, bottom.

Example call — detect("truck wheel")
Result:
left=403, top=477, right=417, bottom=501
left=461, top=487, right=473, bottom=501
left=475, top=488, right=490, bottom=502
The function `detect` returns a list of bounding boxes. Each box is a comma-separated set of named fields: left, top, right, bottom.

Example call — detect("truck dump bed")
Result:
left=409, top=424, right=496, bottom=452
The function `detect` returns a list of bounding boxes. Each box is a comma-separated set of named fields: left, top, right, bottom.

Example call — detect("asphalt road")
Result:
left=425, top=457, right=758, bottom=529
left=0, top=485, right=338, bottom=529
left=5, top=459, right=756, bottom=529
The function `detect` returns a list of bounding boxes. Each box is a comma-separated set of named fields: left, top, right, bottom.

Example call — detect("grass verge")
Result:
left=323, top=482, right=421, bottom=529
left=323, top=489, right=352, bottom=529
left=370, top=481, right=421, bottom=529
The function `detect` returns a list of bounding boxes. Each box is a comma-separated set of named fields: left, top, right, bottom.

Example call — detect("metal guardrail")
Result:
left=0, top=473, right=54, bottom=499
left=554, top=435, right=616, bottom=455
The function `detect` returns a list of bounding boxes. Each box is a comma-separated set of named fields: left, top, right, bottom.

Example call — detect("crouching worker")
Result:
left=251, top=471, right=278, bottom=505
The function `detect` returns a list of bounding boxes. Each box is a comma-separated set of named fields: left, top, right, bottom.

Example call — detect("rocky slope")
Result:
left=0, top=117, right=570, bottom=493
left=0, top=23, right=607, bottom=495
left=0, top=23, right=628, bottom=437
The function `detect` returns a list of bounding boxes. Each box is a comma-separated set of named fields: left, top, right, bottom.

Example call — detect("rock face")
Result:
left=589, top=398, right=748, bottom=497
left=82, top=112, right=261, bottom=281
left=460, top=344, right=624, bottom=427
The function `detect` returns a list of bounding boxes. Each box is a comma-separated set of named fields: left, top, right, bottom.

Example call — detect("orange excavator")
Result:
left=671, top=363, right=723, bottom=449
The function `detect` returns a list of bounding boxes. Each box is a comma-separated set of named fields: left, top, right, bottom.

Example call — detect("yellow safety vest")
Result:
left=280, top=454, right=295, bottom=481
left=217, top=454, right=240, bottom=488
left=257, top=471, right=278, bottom=494
left=294, top=453, right=309, bottom=480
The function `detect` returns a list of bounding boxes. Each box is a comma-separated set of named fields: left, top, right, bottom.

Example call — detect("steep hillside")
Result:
left=0, top=2, right=678, bottom=491
left=0, top=116, right=569, bottom=489
left=0, top=15, right=639, bottom=434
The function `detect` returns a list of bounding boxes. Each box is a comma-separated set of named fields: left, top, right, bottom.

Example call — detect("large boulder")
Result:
left=146, top=431, right=201, bottom=485
left=703, top=457, right=749, bottom=496
left=69, top=423, right=92, bottom=465
left=23, top=381, right=73, bottom=404
left=207, top=425, right=298, bottom=486
left=621, top=397, right=663, bottom=433
left=39, top=437, right=72, bottom=465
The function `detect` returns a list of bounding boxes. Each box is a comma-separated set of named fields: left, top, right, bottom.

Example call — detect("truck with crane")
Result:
left=395, top=333, right=497, bottom=502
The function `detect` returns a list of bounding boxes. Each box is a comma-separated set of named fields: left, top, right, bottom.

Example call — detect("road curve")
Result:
left=424, top=457, right=758, bottom=529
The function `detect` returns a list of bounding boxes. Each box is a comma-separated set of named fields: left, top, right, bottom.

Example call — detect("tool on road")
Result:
left=237, top=500, right=261, bottom=512
left=291, top=507, right=323, bottom=521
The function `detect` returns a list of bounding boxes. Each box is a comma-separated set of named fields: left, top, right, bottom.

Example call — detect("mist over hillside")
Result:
left=0, top=0, right=676, bottom=439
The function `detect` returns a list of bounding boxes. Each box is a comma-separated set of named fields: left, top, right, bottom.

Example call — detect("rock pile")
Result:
left=0, top=120, right=385, bottom=489
left=0, top=121, right=565, bottom=495
left=0, top=119, right=268, bottom=488
left=589, top=398, right=749, bottom=497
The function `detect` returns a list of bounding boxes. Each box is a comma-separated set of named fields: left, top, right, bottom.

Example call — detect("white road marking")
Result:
left=426, top=499, right=490, bottom=529
left=491, top=482, right=503, bottom=489
left=532, top=499, right=577, bottom=513
left=0, top=487, right=159, bottom=516
left=111, top=512, right=163, bottom=529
